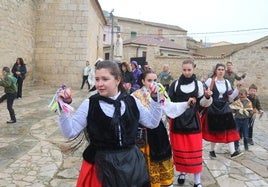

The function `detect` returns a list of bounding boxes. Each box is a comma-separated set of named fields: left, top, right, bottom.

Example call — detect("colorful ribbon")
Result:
left=48, top=84, right=74, bottom=115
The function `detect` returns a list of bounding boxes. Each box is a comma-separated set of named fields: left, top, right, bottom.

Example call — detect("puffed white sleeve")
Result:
left=226, top=80, right=239, bottom=99
left=57, top=99, right=89, bottom=138
left=162, top=101, right=189, bottom=119
left=133, top=96, right=162, bottom=129
left=205, top=78, right=212, bottom=88
left=197, top=81, right=213, bottom=107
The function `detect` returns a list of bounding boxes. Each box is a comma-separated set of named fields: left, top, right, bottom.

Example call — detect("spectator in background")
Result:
left=88, top=58, right=103, bottom=93
left=130, top=61, right=142, bottom=90
left=230, top=89, right=253, bottom=151
left=120, top=61, right=135, bottom=93
left=158, top=64, right=173, bottom=91
left=247, top=84, right=264, bottom=145
left=12, top=57, right=27, bottom=99
left=80, top=60, right=91, bottom=90
left=224, top=61, right=246, bottom=89
left=0, top=67, right=17, bottom=123
left=143, top=64, right=151, bottom=72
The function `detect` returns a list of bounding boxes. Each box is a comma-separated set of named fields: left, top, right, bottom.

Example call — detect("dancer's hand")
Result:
left=58, top=87, right=72, bottom=104
left=204, top=88, right=213, bottom=99
left=187, top=97, right=196, bottom=107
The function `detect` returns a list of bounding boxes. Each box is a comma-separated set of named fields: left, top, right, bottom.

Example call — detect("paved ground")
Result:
left=0, top=85, right=267, bottom=187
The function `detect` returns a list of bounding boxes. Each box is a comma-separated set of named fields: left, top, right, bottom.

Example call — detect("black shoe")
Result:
left=177, top=174, right=185, bottom=185
left=209, top=151, right=217, bottom=158
left=231, top=150, right=244, bottom=158
left=248, top=138, right=254, bottom=145
left=194, top=183, right=202, bottom=187
left=235, top=147, right=241, bottom=152
left=6, top=120, right=16, bottom=124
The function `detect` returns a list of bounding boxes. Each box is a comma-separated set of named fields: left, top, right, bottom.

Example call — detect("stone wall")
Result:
left=230, top=39, right=268, bottom=107
left=34, top=0, right=104, bottom=87
left=0, top=0, right=37, bottom=84
left=0, top=0, right=104, bottom=88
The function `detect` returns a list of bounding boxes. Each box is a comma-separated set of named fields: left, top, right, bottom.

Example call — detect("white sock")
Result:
left=180, top=172, right=186, bottom=179
left=228, top=142, right=235, bottom=154
left=194, top=172, right=201, bottom=184
left=210, top=142, right=216, bottom=151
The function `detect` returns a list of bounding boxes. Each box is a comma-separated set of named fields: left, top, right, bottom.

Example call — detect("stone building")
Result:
left=147, top=35, right=268, bottom=106
left=0, top=0, right=106, bottom=87
left=103, top=14, right=188, bottom=60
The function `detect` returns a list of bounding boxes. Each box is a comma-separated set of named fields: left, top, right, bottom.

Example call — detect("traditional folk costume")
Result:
left=57, top=92, right=162, bottom=187
left=202, top=78, right=240, bottom=143
left=168, top=75, right=212, bottom=175
left=132, top=87, right=174, bottom=187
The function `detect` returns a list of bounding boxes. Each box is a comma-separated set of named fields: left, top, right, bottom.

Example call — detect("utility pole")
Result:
left=110, top=9, right=114, bottom=61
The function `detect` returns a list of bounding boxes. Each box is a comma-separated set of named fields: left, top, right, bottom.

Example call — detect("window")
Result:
left=142, top=51, right=146, bottom=57
left=103, top=34, right=106, bottom=42
left=105, top=53, right=110, bottom=60
left=131, top=31, right=137, bottom=38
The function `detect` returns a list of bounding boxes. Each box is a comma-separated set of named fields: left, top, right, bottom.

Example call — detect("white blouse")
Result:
left=58, top=92, right=162, bottom=139
left=163, top=80, right=212, bottom=118
left=205, top=77, right=239, bottom=99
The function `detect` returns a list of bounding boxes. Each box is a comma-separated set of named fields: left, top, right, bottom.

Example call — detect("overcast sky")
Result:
left=98, top=0, right=268, bottom=44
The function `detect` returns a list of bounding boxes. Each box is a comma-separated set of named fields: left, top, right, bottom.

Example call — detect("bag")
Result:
left=172, top=106, right=200, bottom=134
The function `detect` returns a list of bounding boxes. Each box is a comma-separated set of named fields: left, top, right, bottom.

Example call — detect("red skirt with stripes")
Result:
left=169, top=119, right=203, bottom=173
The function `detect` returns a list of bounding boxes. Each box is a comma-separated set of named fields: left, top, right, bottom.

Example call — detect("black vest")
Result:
left=169, top=79, right=199, bottom=102
left=211, top=79, right=229, bottom=101
left=83, top=93, right=140, bottom=163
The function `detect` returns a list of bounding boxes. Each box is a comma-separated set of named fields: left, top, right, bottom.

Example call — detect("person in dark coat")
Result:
left=12, top=57, right=27, bottom=99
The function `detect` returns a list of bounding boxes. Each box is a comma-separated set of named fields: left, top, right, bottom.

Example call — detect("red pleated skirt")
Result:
left=201, top=112, right=240, bottom=143
left=76, top=160, right=101, bottom=187
left=169, top=119, right=203, bottom=173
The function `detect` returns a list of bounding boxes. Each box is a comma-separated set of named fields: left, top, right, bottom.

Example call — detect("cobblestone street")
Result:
left=0, top=85, right=267, bottom=187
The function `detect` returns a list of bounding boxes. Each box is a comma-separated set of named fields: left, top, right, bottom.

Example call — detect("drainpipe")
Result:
left=136, top=45, right=141, bottom=57
left=110, top=9, right=114, bottom=61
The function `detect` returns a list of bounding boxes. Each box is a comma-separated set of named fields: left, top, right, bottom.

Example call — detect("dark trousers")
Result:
left=248, top=116, right=255, bottom=139
left=17, top=77, right=24, bottom=98
left=80, top=75, right=89, bottom=89
left=0, top=92, right=17, bottom=121
left=234, top=118, right=249, bottom=150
